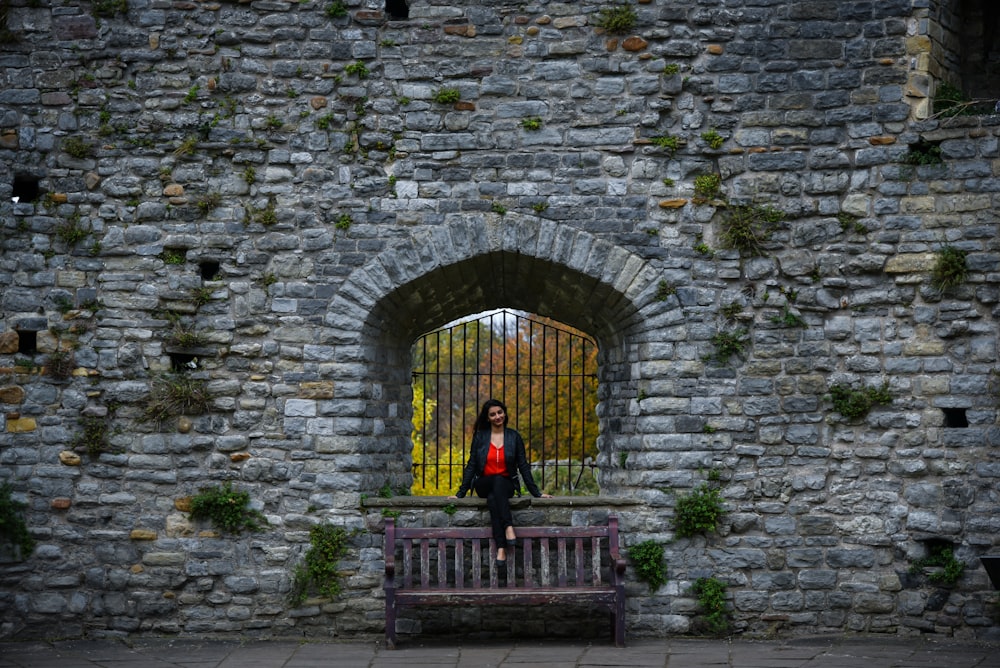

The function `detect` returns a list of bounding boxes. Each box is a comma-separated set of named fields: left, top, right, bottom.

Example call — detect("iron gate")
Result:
left=411, top=309, right=599, bottom=495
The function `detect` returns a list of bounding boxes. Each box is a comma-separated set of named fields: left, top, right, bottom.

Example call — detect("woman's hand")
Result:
left=448, top=495, right=458, bottom=499
left=539, top=493, right=553, bottom=498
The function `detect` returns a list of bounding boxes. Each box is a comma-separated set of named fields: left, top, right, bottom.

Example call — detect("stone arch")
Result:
left=324, top=212, right=666, bottom=496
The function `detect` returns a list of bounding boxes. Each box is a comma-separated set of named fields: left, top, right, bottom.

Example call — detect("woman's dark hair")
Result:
left=474, top=398, right=508, bottom=432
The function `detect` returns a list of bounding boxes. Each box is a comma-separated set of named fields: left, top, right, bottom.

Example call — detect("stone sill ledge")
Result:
left=362, top=495, right=640, bottom=509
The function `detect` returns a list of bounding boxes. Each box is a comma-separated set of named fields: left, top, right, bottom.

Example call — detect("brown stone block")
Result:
left=300, top=381, right=334, bottom=399
left=175, top=496, right=193, bottom=512
left=59, top=451, right=82, bottom=466
left=0, top=331, right=17, bottom=354
left=163, top=183, right=184, bottom=197
left=622, top=36, right=648, bottom=52
left=130, top=529, right=157, bottom=541
left=51, top=498, right=72, bottom=510
left=707, top=44, right=724, bottom=55
left=0, top=130, right=18, bottom=150
left=310, top=96, right=327, bottom=110
left=659, top=198, right=688, bottom=209
left=444, top=24, right=476, bottom=38
left=868, top=136, right=897, bottom=145
left=454, top=101, right=476, bottom=111
left=0, top=386, right=25, bottom=403
left=6, top=417, right=37, bottom=433
left=230, top=452, right=251, bottom=462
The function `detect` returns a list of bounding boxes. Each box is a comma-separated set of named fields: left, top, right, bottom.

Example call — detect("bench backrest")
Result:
left=384, top=516, right=622, bottom=590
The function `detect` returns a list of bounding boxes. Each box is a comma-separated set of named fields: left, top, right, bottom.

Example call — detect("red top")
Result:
left=483, top=442, right=506, bottom=476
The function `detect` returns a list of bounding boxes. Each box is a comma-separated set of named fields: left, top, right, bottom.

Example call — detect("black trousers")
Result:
left=473, top=475, right=516, bottom=545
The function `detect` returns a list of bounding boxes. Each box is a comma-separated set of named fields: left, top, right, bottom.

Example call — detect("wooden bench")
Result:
left=383, top=514, right=626, bottom=648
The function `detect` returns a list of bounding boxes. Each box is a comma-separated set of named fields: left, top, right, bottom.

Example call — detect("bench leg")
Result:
left=385, top=593, right=397, bottom=649
left=613, top=597, right=625, bottom=647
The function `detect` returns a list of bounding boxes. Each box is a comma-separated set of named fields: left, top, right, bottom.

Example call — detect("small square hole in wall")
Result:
left=12, top=174, right=41, bottom=204
left=386, top=0, right=408, bottom=20
left=200, top=261, right=220, bottom=281
left=942, top=407, right=968, bottom=428
left=170, top=353, right=198, bottom=371
left=17, top=330, right=37, bottom=355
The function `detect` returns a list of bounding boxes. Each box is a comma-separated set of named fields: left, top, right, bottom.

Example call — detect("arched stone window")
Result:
left=909, top=0, right=1000, bottom=118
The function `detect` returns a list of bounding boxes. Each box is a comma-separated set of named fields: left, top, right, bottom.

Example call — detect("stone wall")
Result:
left=0, top=0, right=999, bottom=643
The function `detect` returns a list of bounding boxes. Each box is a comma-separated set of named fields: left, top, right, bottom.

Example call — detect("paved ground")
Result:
left=0, top=635, right=998, bottom=668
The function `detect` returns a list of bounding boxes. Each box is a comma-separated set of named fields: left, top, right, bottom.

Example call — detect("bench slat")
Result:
left=557, top=538, right=567, bottom=587
left=396, top=587, right=618, bottom=608
left=420, top=540, right=430, bottom=589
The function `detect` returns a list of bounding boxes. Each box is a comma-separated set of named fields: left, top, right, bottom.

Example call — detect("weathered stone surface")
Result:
left=0, top=0, right=996, bottom=646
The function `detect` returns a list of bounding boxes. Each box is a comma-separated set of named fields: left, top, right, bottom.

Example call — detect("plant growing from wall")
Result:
left=693, top=173, right=722, bottom=201
left=909, top=542, right=965, bottom=586
left=673, top=483, right=724, bottom=538
left=326, top=1, right=347, bottom=18
left=902, top=140, right=943, bottom=165
left=190, top=481, right=267, bottom=534
left=247, top=197, right=278, bottom=226
left=628, top=539, right=667, bottom=592
left=345, top=61, right=369, bottom=79
left=56, top=216, right=89, bottom=247
left=521, top=117, right=543, bottom=131
left=173, top=135, right=198, bottom=157
left=194, top=192, right=221, bottom=215
left=167, top=319, right=208, bottom=349
left=650, top=134, right=680, bottom=156
left=655, top=280, right=676, bottom=301
left=141, top=373, right=212, bottom=424
left=62, top=136, right=94, bottom=159
left=0, top=483, right=34, bottom=559
left=704, top=327, right=747, bottom=365
left=432, top=87, right=460, bottom=104
left=930, top=246, right=967, bottom=293
left=335, top=213, right=352, bottom=230
left=73, top=414, right=117, bottom=456
left=46, top=349, right=75, bottom=380
left=719, top=203, right=783, bottom=257
left=595, top=3, right=637, bottom=35
left=191, top=286, right=213, bottom=308
left=720, top=302, right=742, bottom=321
left=837, top=212, right=867, bottom=234
left=92, top=0, right=126, bottom=18
left=290, top=524, right=349, bottom=604
left=692, top=576, right=729, bottom=634
left=932, top=82, right=991, bottom=117
left=828, top=382, right=891, bottom=420
left=770, top=306, right=806, bottom=329
left=700, top=129, right=724, bottom=150
left=162, top=248, right=186, bottom=265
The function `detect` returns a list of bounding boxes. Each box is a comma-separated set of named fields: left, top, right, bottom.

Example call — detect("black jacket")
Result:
left=455, top=427, right=542, bottom=498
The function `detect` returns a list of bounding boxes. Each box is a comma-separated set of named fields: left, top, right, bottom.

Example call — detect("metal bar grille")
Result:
left=411, top=309, right=599, bottom=495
